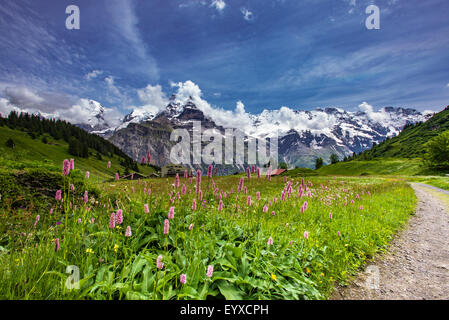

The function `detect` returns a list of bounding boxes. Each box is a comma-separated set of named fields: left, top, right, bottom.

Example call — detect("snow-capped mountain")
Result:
left=75, top=99, right=112, bottom=133
left=101, top=97, right=433, bottom=170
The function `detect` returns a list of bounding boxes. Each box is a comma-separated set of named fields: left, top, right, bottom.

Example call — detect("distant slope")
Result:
left=354, top=106, right=449, bottom=160
left=0, top=113, right=156, bottom=180
left=316, top=158, right=427, bottom=176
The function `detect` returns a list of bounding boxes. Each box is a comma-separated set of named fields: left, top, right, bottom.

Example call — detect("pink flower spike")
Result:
left=329, top=212, right=333, bottom=219
left=54, top=238, right=60, bottom=251
left=125, top=226, right=132, bottom=237
left=168, top=206, right=175, bottom=219
left=83, top=191, right=88, bottom=204
left=192, top=198, right=197, bottom=211
left=85, top=171, right=90, bottom=179
left=156, top=255, right=164, bottom=270
left=109, top=213, right=116, bottom=229
left=34, top=215, right=40, bottom=227
left=55, top=190, right=62, bottom=201
left=180, top=274, right=187, bottom=285
left=338, top=231, right=341, bottom=237
left=304, top=231, right=309, bottom=239
left=107, top=161, right=111, bottom=168
left=144, top=204, right=149, bottom=214
left=189, top=223, right=194, bottom=231
left=206, top=265, right=214, bottom=278
left=267, top=237, right=273, bottom=245
left=116, top=209, right=123, bottom=225
left=271, top=211, right=275, bottom=216
left=256, top=192, right=261, bottom=201
left=63, top=159, right=70, bottom=176
left=164, top=219, right=169, bottom=235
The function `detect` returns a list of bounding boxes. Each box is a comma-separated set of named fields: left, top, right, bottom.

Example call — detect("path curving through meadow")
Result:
left=331, top=183, right=449, bottom=300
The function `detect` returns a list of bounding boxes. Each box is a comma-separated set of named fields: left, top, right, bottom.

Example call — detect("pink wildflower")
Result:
left=107, top=161, right=111, bottom=168
left=168, top=206, right=175, bottom=219
left=70, top=158, right=75, bottom=170
left=304, top=231, right=309, bottom=239
left=55, top=190, right=62, bottom=201
left=125, top=226, right=132, bottom=237
left=267, top=237, right=273, bottom=245
left=247, top=196, right=251, bottom=206
left=116, top=209, right=123, bottom=225
left=189, top=223, right=194, bottom=231
left=34, top=215, right=40, bottom=227
left=164, top=219, right=169, bottom=235
left=180, top=274, right=187, bottom=285
left=83, top=191, right=88, bottom=204
left=157, top=255, right=164, bottom=269
left=206, top=265, right=214, bottom=278
left=54, top=238, right=60, bottom=251
left=192, top=198, right=197, bottom=211
left=174, top=174, right=180, bottom=188
left=63, top=159, right=70, bottom=176
left=85, top=171, right=90, bottom=179
left=256, top=192, right=261, bottom=201
left=115, top=173, right=119, bottom=181
left=218, top=200, right=223, bottom=211
left=263, top=205, right=268, bottom=213
left=144, top=204, right=149, bottom=214
left=109, top=213, right=116, bottom=229
left=208, top=164, right=213, bottom=178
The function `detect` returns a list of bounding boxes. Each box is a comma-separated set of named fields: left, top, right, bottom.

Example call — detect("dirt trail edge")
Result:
left=331, top=183, right=449, bottom=300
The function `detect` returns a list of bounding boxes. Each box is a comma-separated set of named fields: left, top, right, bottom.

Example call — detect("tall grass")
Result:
left=0, top=171, right=416, bottom=300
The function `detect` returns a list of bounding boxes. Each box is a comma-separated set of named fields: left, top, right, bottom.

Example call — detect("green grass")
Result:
left=0, top=170, right=416, bottom=300
left=315, top=158, right=435, bottom=176
left=406, top=176, right=449, bottom=191
left=0, top=126, right=155, bottom=181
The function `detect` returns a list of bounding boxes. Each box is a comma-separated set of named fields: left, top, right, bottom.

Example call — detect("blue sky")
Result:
left=0, top=0, right=448, bottom=122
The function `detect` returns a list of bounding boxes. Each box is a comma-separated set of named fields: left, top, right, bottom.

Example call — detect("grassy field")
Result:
left=315, top=158, right=429, bottom=176
left=0, top=126, right=155, bottom=181
left=0, top=160, right=416, bottom=300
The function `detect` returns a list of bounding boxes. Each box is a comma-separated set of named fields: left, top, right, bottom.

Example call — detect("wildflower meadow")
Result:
left=0, top=161, right=416, bottom=300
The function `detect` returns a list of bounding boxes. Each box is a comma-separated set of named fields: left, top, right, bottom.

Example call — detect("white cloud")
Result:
left=105, top=76, right=122, bottom=100
left=446, top=83, right=449, bottom=87
left=240, top=7, right=254, bottom=22
left=210, top=0, right=226, bottom=12
left=85, top=70, right=103, bottom=80
left=358, top=101, right=389, bottom=123
left=0, top=85, right=122, bottom=127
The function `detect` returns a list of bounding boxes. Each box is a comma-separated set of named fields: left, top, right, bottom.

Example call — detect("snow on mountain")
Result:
left=104, top=97, right=433, bottom=169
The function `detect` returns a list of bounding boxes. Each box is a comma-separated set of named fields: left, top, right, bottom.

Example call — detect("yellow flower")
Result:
left=305, top=267, right=311, bottom=274
left=116, top=225, right=122, bottom=230
left=113, top=244, right=119, bottom=253
left=85, top=248, right=94, bottom=254
left=320, top=272, right=325, bottom=277
left=271, top=273, right=277, bottom=281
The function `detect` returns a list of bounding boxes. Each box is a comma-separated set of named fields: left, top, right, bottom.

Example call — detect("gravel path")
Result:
left=331, top=183, right=449, bottom=300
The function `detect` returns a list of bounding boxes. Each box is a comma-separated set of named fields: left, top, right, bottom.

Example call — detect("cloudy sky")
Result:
left=0, top=0, right=448, bottom=125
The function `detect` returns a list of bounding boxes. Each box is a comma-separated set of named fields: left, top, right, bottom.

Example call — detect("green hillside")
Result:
left=355, top=106, right=449, bottom=160
left=316, top=158, right=428, bottom=176
left=0, top=112, right=157, bottom=181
